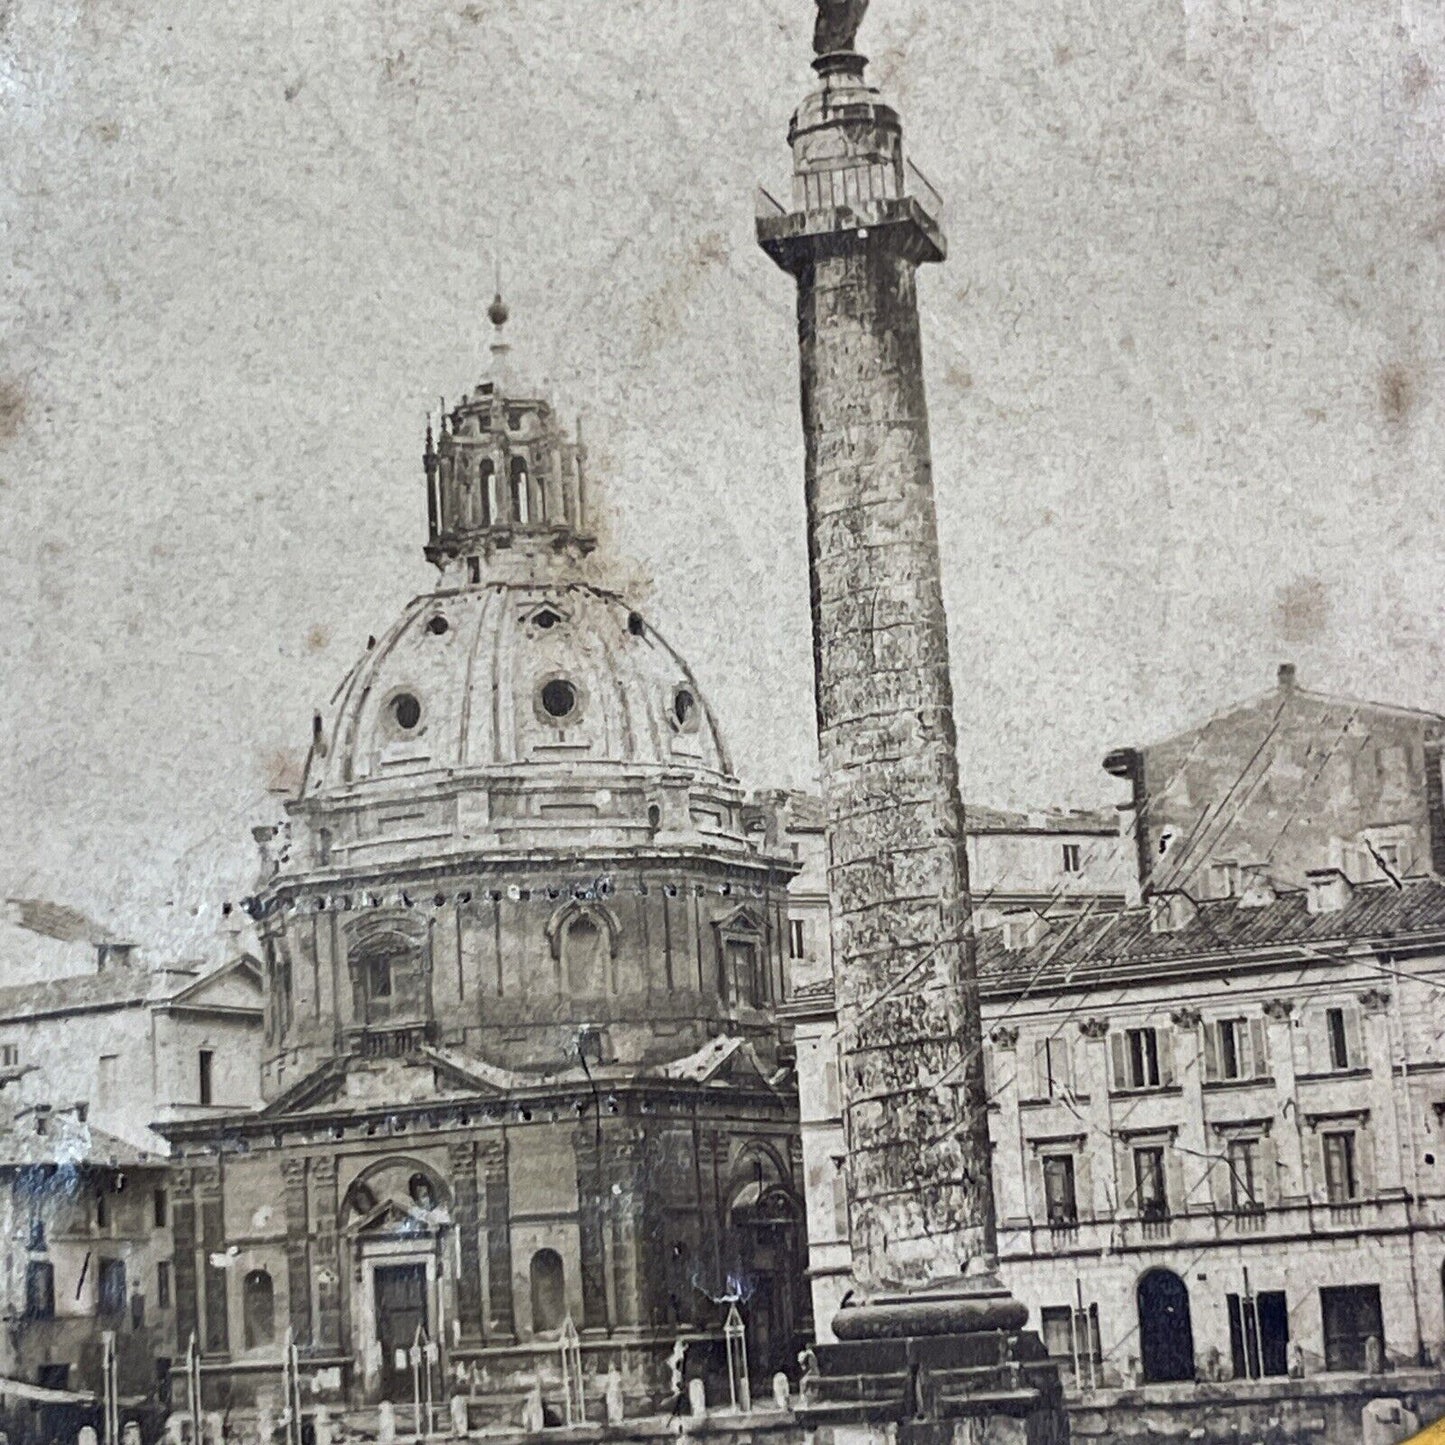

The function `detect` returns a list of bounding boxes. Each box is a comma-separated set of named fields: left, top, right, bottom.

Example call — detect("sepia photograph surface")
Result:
left=3, top=2, right=1445, bottom=1443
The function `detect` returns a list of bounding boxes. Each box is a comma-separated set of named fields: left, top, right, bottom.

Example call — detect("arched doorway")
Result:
left=1138, top=1268, right=1195, bottom=1382
left=726, top=1159, right=803, bottom=1382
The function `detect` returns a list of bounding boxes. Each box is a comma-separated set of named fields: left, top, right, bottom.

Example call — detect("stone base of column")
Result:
left=800, top=1285, right=1069, bottom=1445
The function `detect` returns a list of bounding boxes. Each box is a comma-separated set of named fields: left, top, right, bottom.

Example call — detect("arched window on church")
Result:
left=243, top=1269, right=275, bottom=1350
left=564, top=914, right=609, bottom=996
left=349, top=927, right=427, bottom=1028
left=479, top=459, right=495, bottom=526
left=530, top=1249, right=565, bottom=1335
left=511, top=457, right=530, bottom=525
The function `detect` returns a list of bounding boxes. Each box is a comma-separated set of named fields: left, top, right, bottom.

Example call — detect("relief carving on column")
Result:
left=1261, top=998, right=1295, bottom=1022
left=988, top=1025, right=1019, bottom=1050
left=1169, top=1006, right=1201, bottom=1029
left=1077, top=1018, right=1110, bottom=1040
left=1359, top=988, right=1392, bottom=1016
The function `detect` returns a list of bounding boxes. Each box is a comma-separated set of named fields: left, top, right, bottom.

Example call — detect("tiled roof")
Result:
left=978, top=875, right=1445, bottom=991
left=0, top=1114, right=161, bottom=1169
left=775, top=790, right=1115, bottom=836
left=0, top=967, right=201, bottom=1022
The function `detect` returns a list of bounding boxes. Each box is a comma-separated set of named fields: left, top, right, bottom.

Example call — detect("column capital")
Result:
left=1359, top=988, right=1392, bottom=1017
left=1078, top=1017, right=1110, bottom=1040
left=1261, top=998, right=1295, bottom=1022
left=1169, top=1006, right=1201, bottom=1029
left=988, top=1025, right=1019, bottom=1051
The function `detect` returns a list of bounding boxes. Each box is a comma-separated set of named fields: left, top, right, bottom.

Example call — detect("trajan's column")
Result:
left=758, top=4, right=1066, bottom=1439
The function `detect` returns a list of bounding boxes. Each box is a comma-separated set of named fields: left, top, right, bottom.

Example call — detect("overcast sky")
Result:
left=2, top=0, right=1443, bottom=960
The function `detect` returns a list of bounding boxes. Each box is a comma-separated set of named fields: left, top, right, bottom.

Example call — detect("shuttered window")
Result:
left=1042, top=1155, right=1078, bottom=1226
left=1204, top=1017, right=1269, bottom=1081
left=1323, top=1132, right=1358, bottom=1203
left=1032, top=1036, right=1074, bottom=1098
left=1111, top=1027, right=1174, bottom=1090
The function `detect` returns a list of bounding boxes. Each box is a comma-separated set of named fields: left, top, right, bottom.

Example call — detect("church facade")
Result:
left=161, top=307, right=804, bottom=1419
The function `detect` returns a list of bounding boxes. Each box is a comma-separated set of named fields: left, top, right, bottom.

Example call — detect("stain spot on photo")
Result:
left=0, top=378, right=26, bottom=443
left=1272, top=576, right=1331, bottom=644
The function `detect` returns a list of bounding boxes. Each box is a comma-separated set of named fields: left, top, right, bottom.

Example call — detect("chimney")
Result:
left=1278, top=662, right=1297, bottom=690
left=1305, top=867, right=1352, bottom=914
left=1103, top=746, right=1150, bottom=900
left=1149, top=890, right=1198, bottom=934
left=1424, top=736, right=1445, bottom=877
left=95, top=942, right=136, bottom=971
left=1208, top=860, right=1241, bottom=900
left=1000, top=912, right=1045, bottom=952
left=1237, top=864, right=1277, bottom=908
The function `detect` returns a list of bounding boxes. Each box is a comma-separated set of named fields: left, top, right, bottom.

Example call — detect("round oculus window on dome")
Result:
left=540, top=677, right=579, bottom=720
left=390, top=692, right=422, bottom=730
left=426, top=614, right=450, bottom=636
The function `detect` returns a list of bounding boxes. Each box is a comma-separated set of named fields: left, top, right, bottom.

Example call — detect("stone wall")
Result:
left=1067, top=1374, right=1445, bottom=1445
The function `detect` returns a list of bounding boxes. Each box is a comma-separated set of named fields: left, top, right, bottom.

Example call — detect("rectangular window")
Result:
left=725, top=939, right=766, bottom=1008
left=367, top=955, right=393, bottom=1000
left=1320, top=1284, right=1384, bottom=1372
left=98, top=1053, right=117, bottom=1090
left=153, top=1187, right=168, bottom=1229
left=1127, top=1028, right=1160, bottom=1089
left=1134, top=1146, right=1168, bottom=1220
left=788, top=919, right=806, bottom=959
left=1061, top=843, right=1082, bottom=874
left=0, top=1044, right=18, bottom=1068
left=1040, top=1305, right=1074, bottom=1358
left=1206, top=1017, right=1268, bottom=1081
left=1033, top=1036, right=1073, bottom=1098
left=1326, top=1007, right=1350, bottom=1070
left=198, top=1049, right=214, bottom=1106
left=157, top=1260, right=172, bottom=1310
left=24, top=1261, right=54, bottom=1320
left=98, top=1258, right=127, bottom=1317
left=1040, top=1304, right=1102, bottom=1373
left=1227, top=1290, right=1289, bottom=1379
left=1220, top=1019, right=1242, bottom=1078
left=1042, top=1155, right=1078, bottom=1227
left=27, top=1215, right=45, bottom=1251
left=1323, top=1131, right=1358, bottom=1203
left=1228, top=1139, right=1261, bottom=1211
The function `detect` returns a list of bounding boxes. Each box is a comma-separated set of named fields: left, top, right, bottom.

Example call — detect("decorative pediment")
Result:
left=166, top=954, right=264, bottom=1013
left=659, top=1035, right=777, bottom=1090
left=711, top=903, right=764, bottom=938
left=257, top=1057, right=349, bottom=1118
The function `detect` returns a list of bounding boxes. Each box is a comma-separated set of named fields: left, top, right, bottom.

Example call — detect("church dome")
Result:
left=274, top=301, right=753, bottom=876
left=303, top=581, right=731, bottom=792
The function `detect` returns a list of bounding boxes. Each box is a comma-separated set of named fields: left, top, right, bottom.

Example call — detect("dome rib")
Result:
left=304, top=580, right=734, bottom=796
